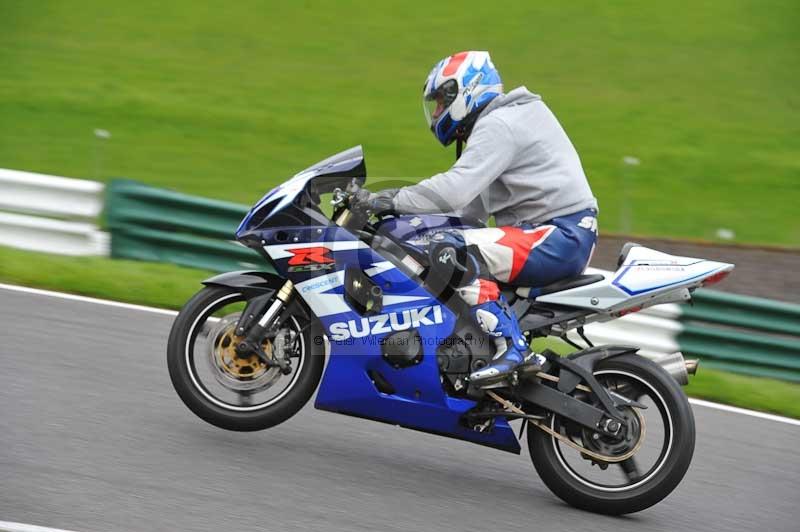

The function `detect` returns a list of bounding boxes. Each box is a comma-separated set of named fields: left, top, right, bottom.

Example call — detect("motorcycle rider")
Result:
left=352, top=51, right=598, bottom=386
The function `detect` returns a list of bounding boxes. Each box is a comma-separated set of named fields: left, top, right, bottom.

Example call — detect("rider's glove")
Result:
left=351, top=188, right=399, bottom=216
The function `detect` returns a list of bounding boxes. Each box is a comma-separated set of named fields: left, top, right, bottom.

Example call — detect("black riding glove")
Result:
left=350, top=188, right=399, bottom=216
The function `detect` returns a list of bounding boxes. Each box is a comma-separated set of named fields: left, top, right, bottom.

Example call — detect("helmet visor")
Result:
left=423, top=79, right=458, bottom=127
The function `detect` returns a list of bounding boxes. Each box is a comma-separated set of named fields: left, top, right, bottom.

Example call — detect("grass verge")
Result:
left=0, top=245, right=213, bottom=310
left=2, top=245, right=799, bottom=419
left=683, top=368, right=800, bottom=419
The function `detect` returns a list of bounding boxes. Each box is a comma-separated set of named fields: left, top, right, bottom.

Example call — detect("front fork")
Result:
left=234, top=280, right=295, bottom=374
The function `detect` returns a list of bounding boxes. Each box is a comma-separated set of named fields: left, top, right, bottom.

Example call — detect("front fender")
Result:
left=202, top=270, right=286, bottom=297
left=202, top=270, right=312, bottom=323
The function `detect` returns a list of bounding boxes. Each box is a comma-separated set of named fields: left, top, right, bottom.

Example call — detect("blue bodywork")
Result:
left=235, top=147, right=519, bottom=453
left=308, top=232, right=518, bottom=453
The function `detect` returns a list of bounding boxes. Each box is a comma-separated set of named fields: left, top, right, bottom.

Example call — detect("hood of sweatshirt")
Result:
left=481, top=86, right=541, bottom=116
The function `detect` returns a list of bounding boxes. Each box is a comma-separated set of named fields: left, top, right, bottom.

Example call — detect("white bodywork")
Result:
left=535, top=246, right=734, bottom=314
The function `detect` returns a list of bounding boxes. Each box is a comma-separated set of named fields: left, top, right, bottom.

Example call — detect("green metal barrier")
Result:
left=106, top=179, right=268, bottom=273
left=687, top=290, right=800, bottom=336
left=679, top=289, right=800, bottom=382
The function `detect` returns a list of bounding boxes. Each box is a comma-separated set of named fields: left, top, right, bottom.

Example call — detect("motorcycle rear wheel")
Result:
left=527, top=354, right=695, bottom=515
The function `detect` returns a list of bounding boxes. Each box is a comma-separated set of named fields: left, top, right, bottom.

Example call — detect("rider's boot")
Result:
left=468, top=298, right=545, bottom=386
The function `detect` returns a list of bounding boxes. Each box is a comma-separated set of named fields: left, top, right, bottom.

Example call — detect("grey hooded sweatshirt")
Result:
left=393, top=87, right=598, bottom=226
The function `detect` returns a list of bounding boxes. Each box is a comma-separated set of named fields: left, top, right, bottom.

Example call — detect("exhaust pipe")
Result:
left=657, top=351, right=699, bottom=386
left=685, top=358, right=699, bottom=377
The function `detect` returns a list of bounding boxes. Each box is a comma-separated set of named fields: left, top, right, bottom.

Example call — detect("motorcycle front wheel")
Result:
left=527, top=354, right=695, bottom=515
left=167, top=285, right=325, bottom=431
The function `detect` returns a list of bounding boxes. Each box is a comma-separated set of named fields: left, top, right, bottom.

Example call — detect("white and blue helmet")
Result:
left=423, top=51, right=503, bottom=146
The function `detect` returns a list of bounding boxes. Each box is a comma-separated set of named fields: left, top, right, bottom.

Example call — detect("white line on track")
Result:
left=0, top=282, right=177, bottom=317
left=0, top=521, right=83, bottom=532
left=688, top=398, right=800, bottom=426
left=2, top=282, right=799, bottom=428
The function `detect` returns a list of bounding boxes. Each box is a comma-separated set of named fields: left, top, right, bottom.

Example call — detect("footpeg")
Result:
left=475, top=380, right=509, bottom=390
left=517, top=361, right=542, bottom=378
left=472, top=418, right=495, bottom=433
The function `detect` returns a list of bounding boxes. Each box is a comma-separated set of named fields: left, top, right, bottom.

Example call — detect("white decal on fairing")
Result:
left=328, top=305, right=444, bottom=341
left=364, top=261, right=395, bottom=277
left=294, top=272, right=350, bottom=317
left=298, top=271, right=344, bottom=294
left=294, top=271, right=427, bottom=318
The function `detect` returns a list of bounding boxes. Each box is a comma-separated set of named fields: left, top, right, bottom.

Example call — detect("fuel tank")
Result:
left=375, top=214, right=479, bottom=253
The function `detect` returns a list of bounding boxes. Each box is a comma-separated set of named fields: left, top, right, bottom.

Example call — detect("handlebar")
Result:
left=330, top=178, right=366, bottom=209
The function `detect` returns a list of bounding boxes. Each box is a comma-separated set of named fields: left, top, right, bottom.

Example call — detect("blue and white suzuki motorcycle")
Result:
left=167, top=146, right=734, bottom=515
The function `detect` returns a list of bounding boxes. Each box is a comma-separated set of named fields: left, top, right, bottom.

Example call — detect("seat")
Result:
left=515, top=274, right=605, bottom=299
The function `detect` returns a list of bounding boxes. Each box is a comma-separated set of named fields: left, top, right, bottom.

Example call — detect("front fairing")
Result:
left=235, top=146, right=366, bottom=238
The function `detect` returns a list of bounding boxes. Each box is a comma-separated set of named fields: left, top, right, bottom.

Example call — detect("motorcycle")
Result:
left=167, top=146, right=734, bottom=515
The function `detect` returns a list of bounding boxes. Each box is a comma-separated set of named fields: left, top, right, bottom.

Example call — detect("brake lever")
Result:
left=331, top=179, right=364, bottom=209
left=330, top=187, right=345, bottom=207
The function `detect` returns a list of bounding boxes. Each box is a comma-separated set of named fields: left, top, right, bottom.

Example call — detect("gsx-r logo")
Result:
left=328, top=305, right=444, bottom=341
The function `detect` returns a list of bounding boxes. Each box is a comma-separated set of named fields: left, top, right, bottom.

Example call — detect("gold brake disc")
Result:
left=213, top=323, right=273, bottom=380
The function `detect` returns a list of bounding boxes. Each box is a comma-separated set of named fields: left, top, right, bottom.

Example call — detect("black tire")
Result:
left=167, top=285, right=325, bottom=431
left=528, top=354, right=695, bottom=515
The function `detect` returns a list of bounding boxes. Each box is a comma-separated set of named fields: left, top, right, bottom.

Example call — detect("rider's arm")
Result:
left=452, top=196, right=490, bottom=226
left=392, top=115, right=516, bottom=215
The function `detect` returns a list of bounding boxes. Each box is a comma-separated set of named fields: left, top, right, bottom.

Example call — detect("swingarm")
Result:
left=464, top=346, right=646, bottom=438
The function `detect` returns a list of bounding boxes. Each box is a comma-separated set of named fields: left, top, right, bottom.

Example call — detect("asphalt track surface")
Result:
left=1, top=286, right=799, bottom=532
